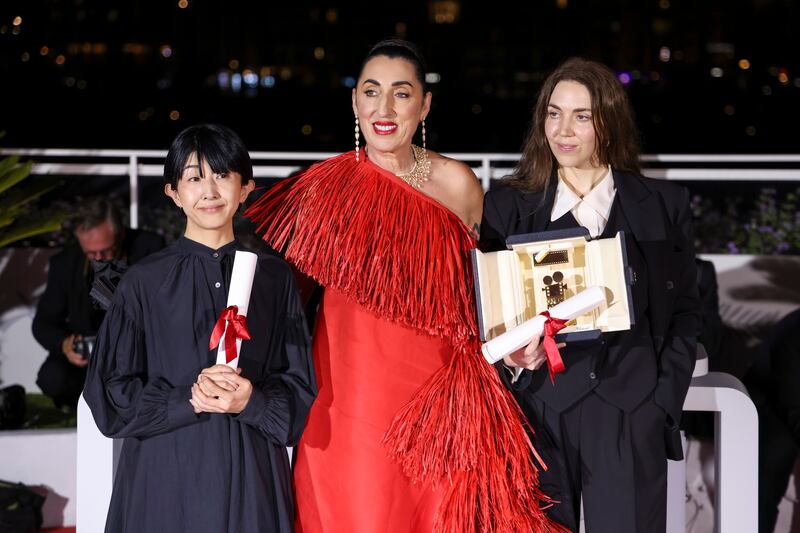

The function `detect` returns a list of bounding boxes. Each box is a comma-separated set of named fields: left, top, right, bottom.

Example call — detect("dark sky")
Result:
left=1, top=0, right=799, bottom=153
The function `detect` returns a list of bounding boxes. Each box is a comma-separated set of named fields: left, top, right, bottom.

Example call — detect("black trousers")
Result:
left=36, top=353, right=86, bottom=408
left=527, top=392, right=668, bottom=533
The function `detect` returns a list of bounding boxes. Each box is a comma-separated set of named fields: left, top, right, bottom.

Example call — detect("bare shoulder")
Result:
left=426, top=151, right=484, bottom=230
left=428, top=152, right=483, bottom=202
left=428, top=151, right=482, bottom=193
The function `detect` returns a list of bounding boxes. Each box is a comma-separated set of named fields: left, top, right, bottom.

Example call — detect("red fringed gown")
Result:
left=246, top=152, right=569, bottom=533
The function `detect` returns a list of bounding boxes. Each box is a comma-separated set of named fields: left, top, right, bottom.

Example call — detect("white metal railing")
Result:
left=3, top=148, right=800, bottom=229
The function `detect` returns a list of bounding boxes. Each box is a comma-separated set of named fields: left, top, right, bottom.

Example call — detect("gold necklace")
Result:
left=558, top=166, right=608, bottom=198
left=395, top=144, right=431, bottom=189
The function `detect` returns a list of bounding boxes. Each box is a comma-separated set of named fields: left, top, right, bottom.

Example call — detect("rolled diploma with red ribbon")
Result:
left=481, top=285, right=607, bottom=364
left=215, top=251, right=258, bottom=368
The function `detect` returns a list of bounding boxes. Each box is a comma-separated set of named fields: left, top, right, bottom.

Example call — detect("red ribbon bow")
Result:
left=209, top=305, right=251, bottom=363
left=540, top=310, right=568, bottom=384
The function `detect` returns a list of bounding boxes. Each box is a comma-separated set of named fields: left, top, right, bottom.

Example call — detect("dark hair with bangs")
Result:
left=507, top=57, right=641, bottom=193
left=360, top=38, right=429, bottom=92
left=164, top=123, right=253, bottom=189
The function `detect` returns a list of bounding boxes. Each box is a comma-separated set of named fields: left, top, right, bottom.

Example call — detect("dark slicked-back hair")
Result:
left=164, top=123, right=253, bottom=189
left=507, top=57, right=641, bottom=192
left=359, top=38, right=429, bottom=91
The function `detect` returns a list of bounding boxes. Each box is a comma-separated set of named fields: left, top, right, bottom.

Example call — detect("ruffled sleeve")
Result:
left=84, top=284, right=204, bottom=439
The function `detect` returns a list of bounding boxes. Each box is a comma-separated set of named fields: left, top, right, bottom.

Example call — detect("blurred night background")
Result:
left=1, top=0, right=799, bottom=254
left=2, top=0, right=799, bottom=153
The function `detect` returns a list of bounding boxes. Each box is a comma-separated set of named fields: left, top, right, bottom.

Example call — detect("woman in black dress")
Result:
left=84, top=124, right=317, bottom=532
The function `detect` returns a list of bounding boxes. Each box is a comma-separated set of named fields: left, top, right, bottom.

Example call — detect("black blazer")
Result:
left=32, top=229, right=165, bottom=355
left=481, top=171, right=700, bottom=459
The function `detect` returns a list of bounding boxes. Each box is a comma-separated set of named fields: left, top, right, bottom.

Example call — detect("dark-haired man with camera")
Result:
left=32, top=197, right=164, bottom=409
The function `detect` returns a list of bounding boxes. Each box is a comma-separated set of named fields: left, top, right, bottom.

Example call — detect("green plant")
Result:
left=692, top=187, right=800, bottom=255
left=0, top=133, right=67, bottom=248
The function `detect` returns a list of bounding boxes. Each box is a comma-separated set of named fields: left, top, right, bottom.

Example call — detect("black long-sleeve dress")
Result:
left=83, top=236, right=317, bottom=533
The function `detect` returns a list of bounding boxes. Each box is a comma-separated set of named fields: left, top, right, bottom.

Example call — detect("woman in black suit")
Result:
left=480, top=57, right=700, bottom=533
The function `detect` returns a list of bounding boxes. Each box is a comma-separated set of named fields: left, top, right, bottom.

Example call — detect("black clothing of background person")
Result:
left=681, top=258, right=800, bottom=533
left=696, top=258, right=723, bottom=365
left=744, top=308, right=800, bottom=533
left=32, top=228, right=164, bottom=408
left=481, top=171, right=700, bottom=532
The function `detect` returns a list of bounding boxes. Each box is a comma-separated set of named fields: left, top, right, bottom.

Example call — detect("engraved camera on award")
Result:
left=472, top=228, right=636, bottom=344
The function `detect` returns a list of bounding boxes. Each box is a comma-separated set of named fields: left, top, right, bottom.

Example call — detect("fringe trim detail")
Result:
left=384, top=339, right=570, bottom=532
left=246, top=151, right=570, bottom=533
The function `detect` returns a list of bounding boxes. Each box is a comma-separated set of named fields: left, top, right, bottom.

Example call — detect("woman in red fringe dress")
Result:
left=246, top=39, right=568, bottom=533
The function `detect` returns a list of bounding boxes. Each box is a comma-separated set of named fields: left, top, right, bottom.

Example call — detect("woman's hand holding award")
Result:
left=482, top=286, right=607, bottom=380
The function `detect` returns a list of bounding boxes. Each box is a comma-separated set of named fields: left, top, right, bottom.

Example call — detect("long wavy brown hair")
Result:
left=507, top=57, right=641, bottom=192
